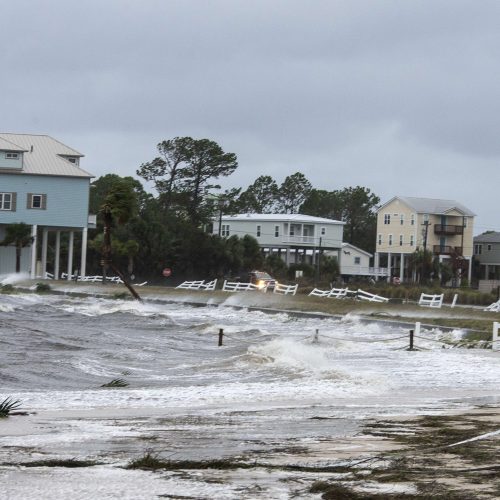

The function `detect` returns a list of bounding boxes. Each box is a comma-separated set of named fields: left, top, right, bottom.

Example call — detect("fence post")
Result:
left=493, top=322, right=499, bottom=351
left=408, top=329, right=414, bottom=351
left=218, top=328, right=224, bottom=347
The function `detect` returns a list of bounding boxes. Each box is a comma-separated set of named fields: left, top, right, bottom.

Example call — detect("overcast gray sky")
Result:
left=2, top=0, right=499, bottom=233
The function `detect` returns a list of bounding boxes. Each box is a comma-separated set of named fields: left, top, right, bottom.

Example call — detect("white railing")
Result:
left=356, top=289, right=389, bottom=303
left=222, top=280, right=265, bottom=292
left=60, top=273, right=124, bottom=284
left=485, top=299, right=500, bottom=313
left=281, top=235, right=317, bottom=245
left=176, top=279, right=218, bottom=291
left=273, top=283, right=298, bottom=296
left=418, top=293, right=444, bottom=308
left=176, top=280, right=206, bottom=290
left=341, top=266, right=389, bottom=277
left=309, top=287, right=350, bottom=299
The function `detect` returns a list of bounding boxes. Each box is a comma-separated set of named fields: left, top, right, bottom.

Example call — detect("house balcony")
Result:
left=282, top=235, right=317, bottom=245
left=434, top=224, right=464, bottom=236
left=341, top=265, right=388, bottom=277
left=433, top=245, right=462, bottom=255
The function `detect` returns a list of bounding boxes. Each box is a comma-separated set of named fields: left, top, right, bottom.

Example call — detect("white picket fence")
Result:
left=485, top=299, right=500, bottom=313
left=273, top=283, right=298, bottom=296
left=309, top=287, right=350, bottom=299
left=356, top=289, right=389, bottom=303
left=175, top=279, right=218, bottom=291
left=61, top=273, right=124, bottom=284
left=222, top=280, right=264, bottom=292
left=418, top=293, right=444, bottom=308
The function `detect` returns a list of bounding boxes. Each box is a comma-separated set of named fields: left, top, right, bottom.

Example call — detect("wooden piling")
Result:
left=218, top=328, right=224, bottom=347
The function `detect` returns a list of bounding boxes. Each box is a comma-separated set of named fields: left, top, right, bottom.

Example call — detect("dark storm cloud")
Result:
left=1, top=0, right=499, bottom=231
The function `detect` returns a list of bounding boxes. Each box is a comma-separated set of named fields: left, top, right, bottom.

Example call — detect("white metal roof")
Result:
left=221, top=213, right=344, bottom=224
left=0, top=133, right=94, bottom=178
left=380, top=196, right=475, bottom=217
left=0, top=136, right=28, bottom=152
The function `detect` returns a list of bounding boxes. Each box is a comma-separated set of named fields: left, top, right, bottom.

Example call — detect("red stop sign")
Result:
left=162, top=268, right=172, bottom=277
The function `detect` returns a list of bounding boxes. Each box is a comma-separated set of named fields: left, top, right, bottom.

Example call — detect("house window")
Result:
left=411, top=214, right=415, bottom=226
left=463, top=217, right=468, bottom=228
left=321, top=227, right=326, bottom=236
left=67, top=157, right=77, bottom=164
left=399, top=235, right=403, bottom=246
left=487, top=244, right=492, bottom=251
left=384, top=214, right=391, bottom=225
left=354, top=257, right=361, bottom=265
left=28, top=193, right=46, bottom=209
left=388, top=234, right=393, bottom=246
left=256, top=225, right=261, bottom=237
left=274, top=225, right=280, bottom=237
left=378, top=234, right=382, bottom=245
left=400, top=214, right=404, bottom=225
left=0, top=192, right=14, bottom=210
left=423, top=214, right=429, bottom=222
left=475, top=244, right=482, bottom=255
left=410, top=234, right=414, bottom=246
left=5, top=153, right=19, bottom=159
left=221, top=224, right=230, bottom=237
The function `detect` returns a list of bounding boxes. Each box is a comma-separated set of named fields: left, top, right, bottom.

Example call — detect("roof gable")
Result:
left=0, top=133, right=93, bottom=178
left=378, top=196, right=475, bottom=217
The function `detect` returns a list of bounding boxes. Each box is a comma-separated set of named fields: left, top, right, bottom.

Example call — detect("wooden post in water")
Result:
left=313, top=329, right=319, bottom=344
left=493, top=322, right=499, bottom=351
left=408, top=329, right=414, bottom=351
left=218, top=328, right=224, bottom=347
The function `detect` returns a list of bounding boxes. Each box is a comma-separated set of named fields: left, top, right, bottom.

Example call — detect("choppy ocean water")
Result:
left=1, top=291, right=499, bottom=499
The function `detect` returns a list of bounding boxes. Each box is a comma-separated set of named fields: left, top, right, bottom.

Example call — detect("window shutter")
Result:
left=11, top=192, right=17, bottom=211
left=42, top=194, right=47, bottom=210
left=27, top=193, right=32, bottom=209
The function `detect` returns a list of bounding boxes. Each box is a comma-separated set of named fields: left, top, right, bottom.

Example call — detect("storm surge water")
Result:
left=1, top=292, right=500, bottom=499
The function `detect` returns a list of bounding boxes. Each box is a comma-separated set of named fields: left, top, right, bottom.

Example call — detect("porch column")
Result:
left=80, top=228, right=88, bottom=278
left=399, top=253, right=405, bottom=283
left=54, top=231, right=61, bottom=280
left=67, top=231, right=74, bottom=280
left=374, top=252, right=380, bottom=269
left=387, top=252, right=392, bottom=283
left=30, top=224, right=38, bottom=279
left=467, top=257, right=472, bottom=283
left=285, top=248, right=290, bottom=266
left=41, top=228, right=49, bottom=279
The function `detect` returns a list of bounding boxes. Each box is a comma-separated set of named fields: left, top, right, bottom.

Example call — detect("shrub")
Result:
left=0, top=397, right=22, bottom=418
left=35, top=282, right=51, bottom=293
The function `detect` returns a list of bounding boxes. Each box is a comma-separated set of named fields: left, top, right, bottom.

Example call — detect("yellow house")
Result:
left=375, top=196, right=475, bottom=283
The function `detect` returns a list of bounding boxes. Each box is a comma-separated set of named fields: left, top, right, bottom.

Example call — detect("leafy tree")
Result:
left=0, top=223, right=33, bottom=273
left=137, top=137, right=238, bottom=225
left=300, top=189, right=343, bottom=220
left=301, top=186, right=380, bottom=252
left=276, top=172, right=312, bottom=213
left=264, top=254, right=288, bottom=277
left=237, top=175, right=279, bottom=213
left=241, top=235, right=264, bottom=270
left=408, top=249, right=433, bottom=284
left=339, top=186, right=380, bottom=252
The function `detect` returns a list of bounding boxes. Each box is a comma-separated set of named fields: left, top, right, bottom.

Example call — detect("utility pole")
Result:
left=421, top=220, right=430, bottom=285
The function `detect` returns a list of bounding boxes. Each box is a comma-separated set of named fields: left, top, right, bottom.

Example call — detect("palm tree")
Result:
left=0, top=223, right=33, bottom=273
left=100, top=180, right=141, bottom=301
